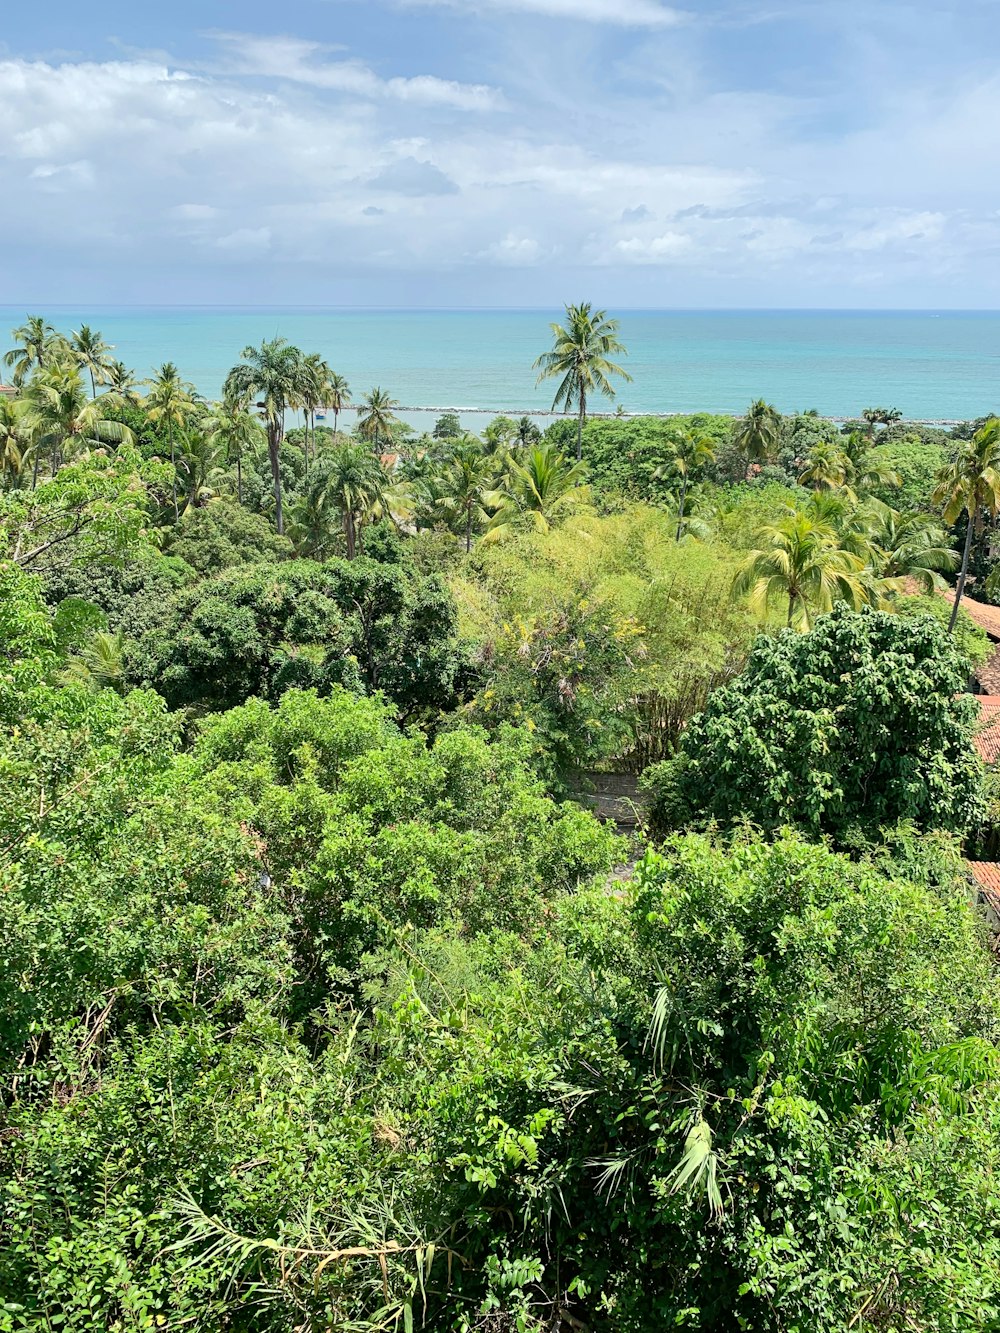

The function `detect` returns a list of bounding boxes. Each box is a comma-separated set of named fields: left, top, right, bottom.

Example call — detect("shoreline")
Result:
left=331, top=405, right=968, bottom=427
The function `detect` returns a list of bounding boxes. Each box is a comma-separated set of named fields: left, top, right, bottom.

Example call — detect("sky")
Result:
left=1, top=0, right=999, bottom=308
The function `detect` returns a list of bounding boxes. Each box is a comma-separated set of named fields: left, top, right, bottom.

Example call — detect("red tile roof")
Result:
left=966, top=862, right=1000, bottom=919
left=974, top=697, right=1000, bottom=764
left=939, top=589, right=1000, bottom=641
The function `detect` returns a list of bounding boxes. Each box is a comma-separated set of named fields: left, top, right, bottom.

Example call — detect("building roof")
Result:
left=966, top=862, right=1000, bottom=915
left=974, top=697, right=1000, bottom=764
left=939, top=589, right=1000, bottom=641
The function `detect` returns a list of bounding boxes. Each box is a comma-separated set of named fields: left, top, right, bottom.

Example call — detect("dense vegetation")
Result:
left=2, top=311, right=1000, bottom=1331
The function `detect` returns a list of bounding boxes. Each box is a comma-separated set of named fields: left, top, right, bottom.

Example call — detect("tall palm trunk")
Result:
left=269, top=424, right=284, bottom=535
left=676, top=473, right=688, bottom=542
left=344, top=509, right=356, bottom=560
left=236, top=454, right=243, bottom=506
left=169, top=421, right=178, bottom=522
left=576, top=389, right=586, bottom=463
left=949, top=506, right=977, bottom=632
left=466, top=507, right=473, bottom=554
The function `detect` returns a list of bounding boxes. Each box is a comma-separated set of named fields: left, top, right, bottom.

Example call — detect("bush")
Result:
left=643, top=605, right=985, bottom=843
left=127, top=557, right=474, bottom=719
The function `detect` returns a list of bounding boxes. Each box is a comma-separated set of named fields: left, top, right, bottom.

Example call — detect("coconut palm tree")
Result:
left=864, top=508, right=958, bottom=592
left=732, top=507, right=869, bottom=630
left=70, top=325, right=113, bottom=399
left=327, top=371, right=351, bottom=439
left=203, top=395, right=266, bottom=506
left=487, top=443, right=590, bottom=539
left=515, top=416, right=542, bottom=450
left=316, top=441, right=391, bottom=559
left=224, top=338, right=304, bottom=536
left=438, top=441, right=499, bottom=552
left=4, top=315, right=57, bottom=386
left=534, top=303, right=632, bottom=462
left=176, top=427, right=226, bottom=513
left=22, top=363, right=134, bottom=474
left=145, top=363, right=197, bottom=522
left=0, top=397, right=29, bottom=485
left=798, top=440, right=850, bottom=493
left=60, top=631, right=127, bottom=693
left=932, top=417, right=1000, bottom=631
left=653, top=430, right=716, bottom=541
left=356, top=387, right=403, bottom=452
left=733, top=400, right=782, bottom=479
left=104, top=360, right=141, bottom=405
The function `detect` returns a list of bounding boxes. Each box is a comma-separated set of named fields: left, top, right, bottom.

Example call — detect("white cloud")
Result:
left=213, top=32, right=504, bottom=111
left=614, top=231, right=692, bottom=262
left=400, top=0, right=684, bottom=26
left=479, top=232, right=545, bottom=264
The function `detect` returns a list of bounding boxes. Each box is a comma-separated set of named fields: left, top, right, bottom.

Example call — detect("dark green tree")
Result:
left=643, top=605, right=985, bottom=843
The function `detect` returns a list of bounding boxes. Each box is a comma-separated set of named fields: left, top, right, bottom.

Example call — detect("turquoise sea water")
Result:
left=2, top=308, right=998, bottom=424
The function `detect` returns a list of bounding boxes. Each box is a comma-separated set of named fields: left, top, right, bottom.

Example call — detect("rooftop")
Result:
left=966, top=861, right=1000, bottom=918
left=973, top=696, right=1000, bottom=764
left=939, top=588, right=1000, bottom=641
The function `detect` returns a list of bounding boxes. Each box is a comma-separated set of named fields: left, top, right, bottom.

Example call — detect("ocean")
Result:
left=2, top=308, right=998, bottom=427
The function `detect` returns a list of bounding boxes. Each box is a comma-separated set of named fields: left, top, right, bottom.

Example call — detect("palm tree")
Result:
left=439, top=441, right=499, bottom=552
left=224, top=338, right=303, bottom=536
left=732, top=508, right=869, bottom=630
left=733, top=400, right=782, bottom=480
left=653, top=430, right=716, bottom=541
left=932, top=417, right=1000, bottom=631
left=70, top=325, right=113, bottom=399
left=298, top=353, right=331, bottom=472
left=356, top=387, right=403, bottom=452
left=862, top=406, right=903, bottom=439
left=865, top=508, right=958, bottom=592
left=60, top=631, right=127, bottom=693
left=316, top=442, right=391, bottom=559
left=145, top=362, right=196, bottom=522
left=104, top=360, right=140, bottom=405
left=534, top=303, right=632, bottom=462
left=487, top=443, right=590, bottom=539
left=176, top=427, right=226, bottom=513
left=798, top=440, right=850, bottom=493
left=515, top=416, right=542, bottom=450
left=22, top=363, right=134, bottom=474
left=4, top=315, right=57, bottom=386
left=0, top=397, right=28, bottom=485
left=327, top=371, right=351, bottom=439
left=203, top=395, right=265, bottom=506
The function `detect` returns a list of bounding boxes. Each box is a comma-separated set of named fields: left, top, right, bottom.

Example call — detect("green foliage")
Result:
left=567, top=414, right=732, bottom=500
left=128, top=557, right=472, bottom=719
left=2, top=549, right=1000, bottom=1331
left=644, top=605, right=986, bottom=843
left=166, top=501, right=293, bottom=573
left=869, top=437, right=948, bottom=510
left=0, top=447, right=168, bottom=577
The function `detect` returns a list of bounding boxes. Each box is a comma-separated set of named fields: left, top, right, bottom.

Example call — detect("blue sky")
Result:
left=1, top=0, right=999, bottom=307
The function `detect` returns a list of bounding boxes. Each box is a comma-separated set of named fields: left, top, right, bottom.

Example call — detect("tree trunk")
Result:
left=269, top=427, right=284, bottom=535
left=236, top=455, right=243, bottom=506
left=466, top=508, right=472, bottom=554
left=949, top=507, right=977, bottom=632
left=345, top=509, right=356, bottom=560
left=676, top=474, right=688, bottom=542
left=89, top=369, right=96, bottom=400
left=170, top=422, right=178, bottom=522
left=333, top=407, right=339, bottom=439
left=576, top=391, right=586, bottom=463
